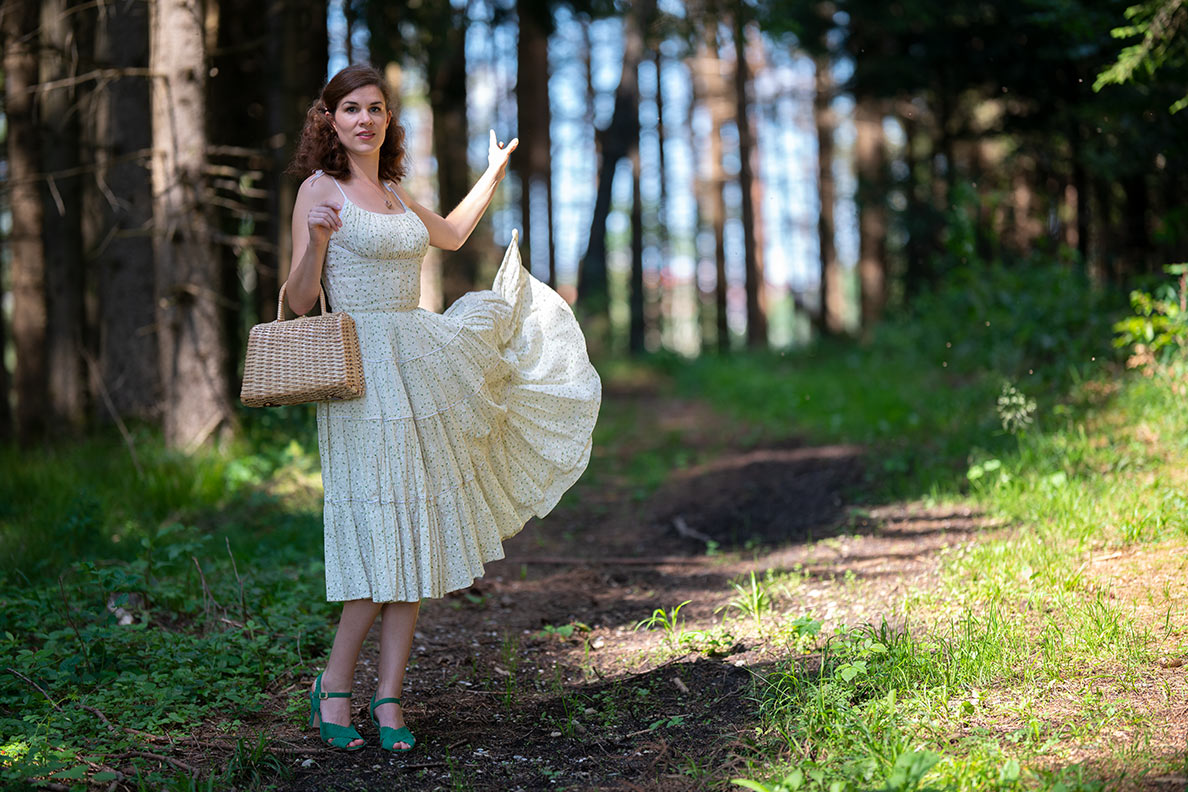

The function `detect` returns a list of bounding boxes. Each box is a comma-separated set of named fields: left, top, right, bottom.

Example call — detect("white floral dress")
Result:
left=313, top=173, right=601, bottom=602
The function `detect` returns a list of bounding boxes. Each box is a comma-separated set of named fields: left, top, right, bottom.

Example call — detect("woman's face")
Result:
left=330, top=85, right=391, bottom=157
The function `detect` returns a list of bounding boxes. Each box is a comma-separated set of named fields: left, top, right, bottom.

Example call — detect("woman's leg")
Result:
left=314, top=599, right=383, bottom=748
left=373, top=600, right=421, bottom=748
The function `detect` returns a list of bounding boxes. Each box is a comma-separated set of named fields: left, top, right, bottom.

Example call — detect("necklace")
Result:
left=356, top=178, right=399, bottom=210
left=365, top=178, right=394, bottom=210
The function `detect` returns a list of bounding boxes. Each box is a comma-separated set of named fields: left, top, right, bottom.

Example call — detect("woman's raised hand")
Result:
left=487, top=130, right=519, bottom=180
left=308, top=201, right=343, bottom=247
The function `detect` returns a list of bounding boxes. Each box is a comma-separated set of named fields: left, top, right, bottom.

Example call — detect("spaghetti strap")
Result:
left=310, top=169, right=349, bottom=202
left=384, top=182, right=408, bottom=212
left=328, top=176, right=349, bottom=202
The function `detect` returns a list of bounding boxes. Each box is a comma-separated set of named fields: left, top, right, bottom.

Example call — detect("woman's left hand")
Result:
left=488, top=130, right=519, bottom=180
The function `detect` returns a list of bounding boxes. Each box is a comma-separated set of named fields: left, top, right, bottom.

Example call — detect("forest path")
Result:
left=228, top=384, right=996, bottom=792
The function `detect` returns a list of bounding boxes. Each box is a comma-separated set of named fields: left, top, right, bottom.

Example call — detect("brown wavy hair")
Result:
left=287, top=64, right=407, bottom=182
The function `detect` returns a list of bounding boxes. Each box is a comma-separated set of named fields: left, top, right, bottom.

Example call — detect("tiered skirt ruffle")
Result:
left=316, top=233, right=601, bottom=602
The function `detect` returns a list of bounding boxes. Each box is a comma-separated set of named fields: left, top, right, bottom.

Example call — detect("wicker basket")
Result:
left=240, top=282, right=365, bottom=407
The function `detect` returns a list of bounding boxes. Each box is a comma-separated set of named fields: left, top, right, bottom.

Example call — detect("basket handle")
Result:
left=277, top=281, right=328, bottom=319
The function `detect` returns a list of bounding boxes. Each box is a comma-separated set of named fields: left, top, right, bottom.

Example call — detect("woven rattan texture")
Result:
left=240, top=312, right=364, bottom=407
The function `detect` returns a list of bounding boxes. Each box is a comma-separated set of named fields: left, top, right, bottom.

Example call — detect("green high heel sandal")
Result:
left=370, top=693, right=416, bottom=753
left=308, top=672, right=365, bottom=751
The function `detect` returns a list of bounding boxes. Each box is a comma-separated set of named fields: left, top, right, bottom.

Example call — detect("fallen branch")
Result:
left=673, top=516, right=716, bottom=545
left=396, top=761, right=447, bottom=770
left=5, top=667, right=62, bottom=711
left=76, top=704, right=167, bottom=743
left=112, top=750, right=195, bottom=775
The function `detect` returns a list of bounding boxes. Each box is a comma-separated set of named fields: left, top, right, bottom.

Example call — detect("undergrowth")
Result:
left=703, top=259, right=1187, bottom=790
left=3, top=245, right=1185, bottom=790
left=0, top=407, right=336, bottom=790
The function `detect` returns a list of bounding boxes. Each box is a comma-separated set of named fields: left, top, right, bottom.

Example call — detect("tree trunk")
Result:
left=1123, top=174, right=1150, bottom=276
left=734, top=16, right=766, bottom=349
left=577, top=0, right=656, bottom=322
left=209, top=0, right=272, bottom=400
left=343, top=0, right=356, bottom=63
left=1069, top=122, right=1090, bottom=270
left=39, top=0, right=88, bottom=431
left=86, top=0, right=159, bottom=420
left=705, top=29, right=729, bottom=354
left=266, top=0, right=327, bottom=316
left=814, top=54, right=843, bottom=334
left=150, top=0, right=233, bottom=448
left=516, top=3, right=555, bottom=285
left=629, top=139, right=645, bottom=355
left=652, top=46, right=670, bottom=352
left=689, top=53, right=714, bottom=355
left=1091, top=177, right=1113, bottom=285
left=0, top=283, right=8, bottom=438
left=855, top=100, right=887, bottom=332
left=4, top=0, right=49, bottom=442
left=429, top=11, right=477, bottom=309
left=900, top=113, right=933, bottom=298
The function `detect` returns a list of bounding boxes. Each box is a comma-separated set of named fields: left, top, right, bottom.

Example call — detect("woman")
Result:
left=285, top=64, right=600, bottom=753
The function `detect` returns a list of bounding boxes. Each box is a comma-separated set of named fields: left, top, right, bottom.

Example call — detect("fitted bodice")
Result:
left=321, top=186, right=430, bottom=313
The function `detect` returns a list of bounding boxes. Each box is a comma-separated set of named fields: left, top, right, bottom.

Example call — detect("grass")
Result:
left=675, top=345, right=1188, bottom=790
left=0, top=407, right=338, bottom=790
left=634, top=600, right=693, bottom=652
left=719, top=572, right=775, bottom=633
left=2, top=275, right=1185, bottom=789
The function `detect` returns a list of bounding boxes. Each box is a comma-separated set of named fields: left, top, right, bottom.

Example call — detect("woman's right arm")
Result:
left=285, top=179, right=342, bottom=316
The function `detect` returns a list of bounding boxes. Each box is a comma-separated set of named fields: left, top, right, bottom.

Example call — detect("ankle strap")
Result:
left=319, top=690, right=351, bottom=699
left=372, top=696, right=402, bottom=707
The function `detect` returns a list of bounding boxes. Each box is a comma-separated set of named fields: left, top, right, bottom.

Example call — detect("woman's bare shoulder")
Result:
left=296, top=172, right=339, bottom=204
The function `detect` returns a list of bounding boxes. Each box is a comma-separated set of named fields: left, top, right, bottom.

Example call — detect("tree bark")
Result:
left=266, top=0, right=327, bottom=316
left=577, top=0, right=656, bottom=323
left=704, top=28, right=729, bottom=354
left=1123, top=173, right=1151, bottom=276
left=40, top=0, right=88, bottom=431
left=208, top=0, right=272, bottom=399
left=428, top=10, right=477, bottom=309
left=86, top=0, right=159, bottom=420
left=814, top=54, right=843, bottom=334
left=4, top=0, right=49, bottom=441
left=689, top=52, right=714, bottom=355
left=1069, top=122, right=1090, bottom=269
left=516, top=3, right=555, bottom=285
left=0, top=280, right=8, bottom=438
left=900, top=113, right=932, bottom=297
left=652, top=46, right=669, bottom=351
left=150, top=0, right=233, bottom=448
left=855, top=100, right=887, bottom=332
left=629, top=138, right=645, bottom=355
left=734, top=16, right=766, bottom=349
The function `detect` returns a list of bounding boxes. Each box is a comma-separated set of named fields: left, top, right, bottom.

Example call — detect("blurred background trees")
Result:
left=1, top=0, right=1185, bottom=448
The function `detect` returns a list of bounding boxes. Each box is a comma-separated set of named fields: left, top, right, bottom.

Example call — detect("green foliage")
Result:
left=220, top=732, right=293, bottom=789
left=1094, top=0, right=1188, bottom=112
left=906, top=184, right=1121, bottom=387
left=737, top=613, right=1121, bottom=792
left=634, top=600, right=692, bottom=651
left=718, top=572, right=774, bottom=632
left=0, top=411, right=335, bottom=789
left=0, top=408, right=320, bottom=577
left=1113, top=264, right=1188, bottom=380
left=534, top=621, right=590, bottom=640
left=662, top=183, right=1132, bottom=501
left=996, top=382, right=1038, bottom=436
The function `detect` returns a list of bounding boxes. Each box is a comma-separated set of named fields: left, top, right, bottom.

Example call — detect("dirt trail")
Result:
left=201, top=388, right=997, bottom=792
